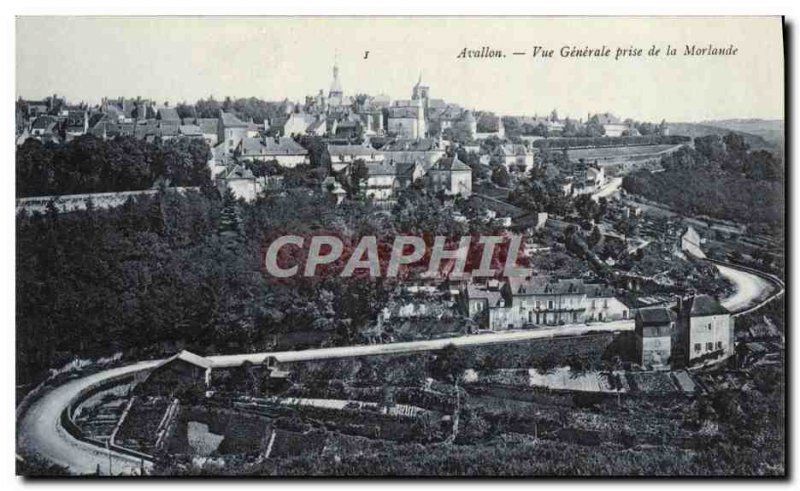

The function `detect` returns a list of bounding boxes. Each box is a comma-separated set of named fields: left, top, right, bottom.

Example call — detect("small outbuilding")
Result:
left=139, top=350, right=212, bottom=397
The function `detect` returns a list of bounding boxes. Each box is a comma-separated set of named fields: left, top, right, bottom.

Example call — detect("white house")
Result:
left=364, top=162, right=397, bottom=201
left=427, top=155, right=472, bottom=197
left=218, top=111, right=249, bottom=154
left=328, top=144, right=385, bottom=173
left=238, top=136, right=310, bottom=168
left=495, top=144, right=534, bottom=173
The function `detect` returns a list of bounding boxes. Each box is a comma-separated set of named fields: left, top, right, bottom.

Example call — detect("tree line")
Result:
left=16, top=135, right=212, bottom=197
left=622, top=133, right=784, bottom=229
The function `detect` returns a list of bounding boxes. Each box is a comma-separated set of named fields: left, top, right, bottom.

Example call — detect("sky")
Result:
left=16, top=16, right=784, bottom=122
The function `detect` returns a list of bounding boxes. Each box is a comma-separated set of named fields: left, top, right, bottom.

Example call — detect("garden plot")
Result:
left=528, top=368, right=604, bottom=392
left=626, top=372, right=679, bottom=393
left=240, top=396, right=426, bottom=418
left=187, top=422, right=225, bottom=457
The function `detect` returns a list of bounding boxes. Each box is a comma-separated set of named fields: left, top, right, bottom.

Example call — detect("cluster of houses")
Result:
left=460, top=271, right=733, bottom=371
left=460, top=275, right=632, bottom=330
left=553, top=162, right=607, bottom=197
left=16, top=61, right=644, bottom=208
left=206, top=62, right=486, bottom=203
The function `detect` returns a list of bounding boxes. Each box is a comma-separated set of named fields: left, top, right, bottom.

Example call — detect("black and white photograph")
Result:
left=12, top=15, right=786, bottom=478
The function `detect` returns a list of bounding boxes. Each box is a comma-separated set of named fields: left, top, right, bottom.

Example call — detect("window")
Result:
left=707, top=323, right=712, bottom=331
left=706, top=342, right=713, bottom=351
left=591, top=300, right=596, bottom=308
left=623, top=310, right=628, bottom=319
left=694, top=343, right=701, bottom=353
left=716, top=341, right=723, bottom=350
left=535, top=301, right=540, bottom=310
left=548, top=300, right=554, bottom=310
left=604, top=299, right=609, bottom=308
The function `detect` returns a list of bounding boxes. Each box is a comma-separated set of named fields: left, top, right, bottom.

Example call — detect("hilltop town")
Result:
left=16, top=59, right=785, bottom=476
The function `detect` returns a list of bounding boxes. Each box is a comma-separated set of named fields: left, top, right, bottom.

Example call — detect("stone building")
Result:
left=674, top=294, right=734, bottom=368
left=463, top=276, right=630, bottom=330
left=217, top=111, right=249, bottom=154
left=427, top=154, right=473, bottom=197
left=635, top=307, right=676, bottom=370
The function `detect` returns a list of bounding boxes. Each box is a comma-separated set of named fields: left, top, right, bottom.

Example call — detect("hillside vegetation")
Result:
left=622, top=133, right=784, bottom=232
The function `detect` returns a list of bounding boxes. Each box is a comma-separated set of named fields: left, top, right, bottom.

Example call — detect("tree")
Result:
left=431, top=344, right=475, bottom=384
left=490, top=165, right=510, bottom=188
left=348, top=160, right=369, bottom=198
left=562, top=118, right=578, bottom=137
left=588, top=226, right=602, bottom=249
left=582, top=115, right=606, bottom=137
left=218, top=188, right=243, bottom=240
left=574, top=194, right=599, bottom=222
left=694, top=135, right=726, bottom=163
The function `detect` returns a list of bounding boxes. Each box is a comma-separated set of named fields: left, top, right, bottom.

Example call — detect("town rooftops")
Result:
left=583, top=283, right=617, bottom=298
left=431, top=155, right=471, bottom=172
left=179, top=124, right=203, bottom=137
left=159, top=122, right=180, bottom=137
left=429, top=105, right=467, bottom=121
left=196, top=118, right=219, bottom=134
left=327, top=144, right=379, bottom=158
left=636, top=307, right=676, bottom=326
left=636, top=307, right=676, bottom=338
left=465, top=284, right=505, bottom=307
left=382, top=138, right=442, bottom=152
left=307, top=119, right=326, bottom=133
left=366, top=162, right=397, bottom=176
left=240, top=136, right=266, bottom=155
left=594, top=112, right=622, bottom=125
left=182, top=117, right=219, bottom=135
left=220, top=111, right=247, bottom=127
left=682, top=295, right=730, bottom=317
left=263, top=137, right=308, bottom=155
left=31, top=115, right=59, bottom=130
left=223, top=164, right=255, bottom=180
left=25, top=99, right=49, bottom=108
left=508, top=276, right=586, bottom=296
left=157, top=107, right=181, bottom=122
left=388, top=106, right=420, bottom=119
left=498, top=144, right=530, bottom=156
left=240, top=136, right=309, bottom=157
left=395, top=161, right=423, bottom=178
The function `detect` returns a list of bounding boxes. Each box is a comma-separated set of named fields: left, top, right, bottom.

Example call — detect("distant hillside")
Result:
left=700, top=119, right=784, bottom=147
left=667, top=122, right=777, bottom=151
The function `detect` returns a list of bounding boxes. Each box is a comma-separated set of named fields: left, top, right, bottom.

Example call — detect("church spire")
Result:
left=329, top=50, right=342, bottom=98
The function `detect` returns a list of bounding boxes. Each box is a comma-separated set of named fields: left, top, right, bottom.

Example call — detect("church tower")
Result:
left=411, top=72, right=429, bottom=138
left=412, top=72, right=430, bottom=103
left=328, top=53, right=343, bottom=107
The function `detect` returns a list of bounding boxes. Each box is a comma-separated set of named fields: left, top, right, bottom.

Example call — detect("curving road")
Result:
left=17, top=260, right=782, bottom=475
left=17, top=361, right=160, bottom=476
left=17, top=322, right=632, bottom=474
left=714, top=263, right=778, bottom=314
